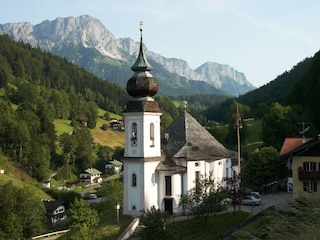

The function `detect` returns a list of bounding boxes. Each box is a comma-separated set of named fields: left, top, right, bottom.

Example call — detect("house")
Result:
left=79, top=167, right=102, bottom=184
left=43, top=200, right=67, bottom=224
left=109, top=120, right=125, bottom=130
left=280, top=135, right=320, bottom=196
left=105, top=159, right=123, bottom=174
left=122, top=25, right=238, bottom=216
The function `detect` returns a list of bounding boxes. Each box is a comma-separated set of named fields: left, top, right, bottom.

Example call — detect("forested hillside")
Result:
left=0, top=34, right=132, bottom=182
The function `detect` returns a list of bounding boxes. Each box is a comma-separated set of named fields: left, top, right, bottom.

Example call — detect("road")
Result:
left=228, top=191, right=293, bottom=215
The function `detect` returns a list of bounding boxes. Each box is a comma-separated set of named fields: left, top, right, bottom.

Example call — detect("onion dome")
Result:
left=126, top=22, right=159, bottom=98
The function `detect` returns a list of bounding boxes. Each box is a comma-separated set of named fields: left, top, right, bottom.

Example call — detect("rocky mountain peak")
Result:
left=0, top=15, right=256, bottom=96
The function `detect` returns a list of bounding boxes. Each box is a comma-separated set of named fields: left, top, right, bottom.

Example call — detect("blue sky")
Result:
left=1, top=0, right=319, bottom=88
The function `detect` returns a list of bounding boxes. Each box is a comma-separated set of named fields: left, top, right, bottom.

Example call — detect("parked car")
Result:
left=249, top=191, right=261, bottom=199
left=241, top=195, right=261, bottom=206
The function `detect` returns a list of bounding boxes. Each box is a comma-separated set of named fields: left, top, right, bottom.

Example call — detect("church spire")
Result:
left=131, top=21, right=153, bottom=72
left=125, top=21, right=159, bottom=99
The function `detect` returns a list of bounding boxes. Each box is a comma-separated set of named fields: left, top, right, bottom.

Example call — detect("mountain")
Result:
left=0, top=15, right=255, bottom=96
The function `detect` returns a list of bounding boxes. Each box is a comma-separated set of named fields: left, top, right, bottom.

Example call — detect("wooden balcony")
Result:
left=298, top=167, right=320, bottom=181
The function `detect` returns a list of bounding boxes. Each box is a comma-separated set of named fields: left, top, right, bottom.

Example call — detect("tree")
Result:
left=0, top=182, right=46, bottom=239
left=140, top=206, right=173, bottom=240
left=69, top=198, right=99, bottom=240
left=97, top=179, right=123, bottom=207
left=182, top=173, right=229, bottom=224
left=262, top=102, right=302, bottom=150
left=242, top=146, right=286, bottom=192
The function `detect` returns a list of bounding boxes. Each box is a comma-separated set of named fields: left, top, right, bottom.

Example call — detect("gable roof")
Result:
left=107, top=160, right=123, bottom=166
left=161, top=111, right=232, bottom=161
left=43, top=200, right=64, bottom=212
left=280, top=137, right=319, bottom=157
left=84, top=168, right=102, bottom=175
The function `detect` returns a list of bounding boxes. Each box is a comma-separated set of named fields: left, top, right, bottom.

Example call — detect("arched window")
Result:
left=132, top=173, right=137, bottom=187
left=150, top=123, right=154, bottom=147
left=131, top=123, right=137, bottom=146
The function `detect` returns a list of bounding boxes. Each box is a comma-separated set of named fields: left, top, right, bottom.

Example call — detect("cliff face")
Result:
left=0, top=15, right=255, bottom=96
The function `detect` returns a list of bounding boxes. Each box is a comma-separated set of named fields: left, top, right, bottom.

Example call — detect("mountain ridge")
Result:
left=0, top=15, right=256, bottom=96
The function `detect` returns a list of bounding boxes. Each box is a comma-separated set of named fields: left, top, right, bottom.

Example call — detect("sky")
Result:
left=1, top=0, right=320, bottom=88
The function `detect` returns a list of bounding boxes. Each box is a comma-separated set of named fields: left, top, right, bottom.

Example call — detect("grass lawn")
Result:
left=54, top=109, right=125, bottom=148
left=168, top=211, right=250, bottom=240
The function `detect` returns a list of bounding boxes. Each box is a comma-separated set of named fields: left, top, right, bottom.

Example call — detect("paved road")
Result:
left=229, top=191, right=293, bottom=216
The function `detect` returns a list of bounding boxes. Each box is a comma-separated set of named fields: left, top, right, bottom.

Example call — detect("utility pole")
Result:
left=235, top=104, right=242, bottom=211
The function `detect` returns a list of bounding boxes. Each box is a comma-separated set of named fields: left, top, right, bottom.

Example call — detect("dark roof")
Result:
left=156, top=158, right=187, bottom=173
left=125, top=26, right=158, bottom=99
left=43, top=200, right=64, bottom=212
left=161, top=111, right=232, bottom=161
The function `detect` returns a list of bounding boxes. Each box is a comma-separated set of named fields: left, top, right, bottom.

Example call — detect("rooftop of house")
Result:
left=43, top=200, right=64, bottom=212
left=84, top=168, right=102, bottom=175
left=280, top=137, right=313, bottom=156
left=107, top=160, right=123, bottom=166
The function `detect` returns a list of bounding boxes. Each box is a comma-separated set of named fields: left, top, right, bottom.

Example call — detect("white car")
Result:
left=241, top=195, right=261, bottom=206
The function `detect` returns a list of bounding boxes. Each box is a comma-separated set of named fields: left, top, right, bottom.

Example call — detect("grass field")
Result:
left=54, top=109, right=125, bottom=148
left=211, top=118, right=263, bottom=153
left=0, top=155, right=52, bottom=199
left=168, top=211, right=250, bottom=240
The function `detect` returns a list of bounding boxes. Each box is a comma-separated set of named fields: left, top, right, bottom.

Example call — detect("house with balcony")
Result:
left=280, top=135, right=320, bottom=196
left=79, top=167, right=102, bottom=184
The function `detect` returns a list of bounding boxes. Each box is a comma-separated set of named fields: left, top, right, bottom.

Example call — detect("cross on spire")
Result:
left=140, top=21, right=143, bottom=32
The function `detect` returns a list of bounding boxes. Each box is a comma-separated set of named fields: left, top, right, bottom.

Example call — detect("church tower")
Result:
left=122, top=23, right=163, bottom=216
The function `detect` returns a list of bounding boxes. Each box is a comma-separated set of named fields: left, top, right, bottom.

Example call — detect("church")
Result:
left=122, top=24, right=237, bottom=216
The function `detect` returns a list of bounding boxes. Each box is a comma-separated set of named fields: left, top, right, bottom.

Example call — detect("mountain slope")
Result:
left=0, top=15, right=255, bottom=96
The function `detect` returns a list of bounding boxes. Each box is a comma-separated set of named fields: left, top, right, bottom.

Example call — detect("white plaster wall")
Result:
left=143, top=161, right=160, bottom=210
left=123, top=162, right=141, bottom=216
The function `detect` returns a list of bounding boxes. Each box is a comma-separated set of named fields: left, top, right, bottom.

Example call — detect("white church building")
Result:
left=122, top=25, right=238, bottom=216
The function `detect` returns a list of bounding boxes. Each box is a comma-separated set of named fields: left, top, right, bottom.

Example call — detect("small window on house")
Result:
left=132, top=173, right=137, bottom=187
left=150, top=123, right=155, bottom=147
left=303, top=162, right=316, bottom=172
left=132, top=205, right=136, bottom=211
left=303, top=181, right=317, bottom=192
left=195, top=162, right=199, bottom=167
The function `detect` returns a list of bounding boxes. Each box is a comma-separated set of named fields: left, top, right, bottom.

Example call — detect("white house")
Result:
left=122, top=25, right=238, bottom=216
left=79, top=167, right=102, bottom=184
left=105, top=160, right=123, bottom=173
left=43, top=200, right=67, bottom=224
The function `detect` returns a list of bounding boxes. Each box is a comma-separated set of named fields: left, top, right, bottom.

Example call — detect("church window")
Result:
left=132, top=173, right=137, bottom=187
left=195, top=171, right=201, bottom=193
left=150, top=123, right=155, bottom=147
left=165, top=176, right=172, bottom=196
left=131, top=123, right=137, bottom=146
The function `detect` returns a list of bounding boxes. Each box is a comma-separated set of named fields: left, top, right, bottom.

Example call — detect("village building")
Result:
left=122, top=24, right=238, bottom=216
left=79, top=167, right=102, bottom=184
left=43, top=200, right=67, bottom=224
left=280, top=135, right=320, bottom=196
left=105, top=159, right=123, bottom=174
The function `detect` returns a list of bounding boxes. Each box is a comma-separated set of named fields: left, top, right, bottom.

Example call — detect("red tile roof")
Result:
left=280, top=138, right=313, bottom=156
